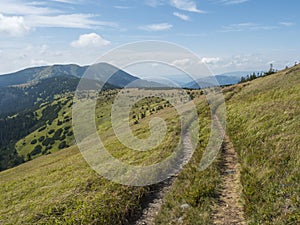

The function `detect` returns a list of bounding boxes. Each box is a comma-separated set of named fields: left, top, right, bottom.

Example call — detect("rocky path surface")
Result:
left=213, top=135, right=246, bottom=225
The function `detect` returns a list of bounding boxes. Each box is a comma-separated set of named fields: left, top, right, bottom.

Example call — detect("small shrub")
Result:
left=60, top=135, right=66, bottom=141
left=64, top=126, right=71, bottom=131
left=58, top=141, right=67, bottom=149
left=31, top=145, right=42, bottom=156
left=48, top=129, right=55, bottom=135
left=38, top=126, right=46, bottom=132
left=53, top=128, right=63, bottom=140
left=46, top=145, right=52, bottom=151
left=38, top=136, right=45, bottom=142
left=42, top=138, right=54, bottom=146
left=31, top=139, right=37, bottom=145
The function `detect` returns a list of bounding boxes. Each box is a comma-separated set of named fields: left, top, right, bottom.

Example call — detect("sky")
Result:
left=0, top=0, right=299, bottom=75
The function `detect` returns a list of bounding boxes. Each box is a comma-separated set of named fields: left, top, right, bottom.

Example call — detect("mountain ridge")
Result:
left=0, top=64, right=261, bottom=89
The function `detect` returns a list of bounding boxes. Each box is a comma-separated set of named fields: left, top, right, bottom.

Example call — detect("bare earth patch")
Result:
left=213, top=135, right=246, bottom=225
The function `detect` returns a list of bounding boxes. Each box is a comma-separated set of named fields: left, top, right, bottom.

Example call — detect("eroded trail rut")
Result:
left=213, top=135, right=246, bottom=225
left=132, top=125, right=246, bottom=225
left=131, top=131, right=193, bottom=225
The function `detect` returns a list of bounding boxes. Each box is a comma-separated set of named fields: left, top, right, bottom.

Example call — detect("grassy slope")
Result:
left=0, top=89, right=209, bottom=224
left=1, top=66, right=299, bottom=225
left=225, top=65, right=300, bottom=224
left=155, top=98, right=221, bottom=225
left=0, top=146, right=146, bottom=224
left=16, top=95, right=74, bottom=159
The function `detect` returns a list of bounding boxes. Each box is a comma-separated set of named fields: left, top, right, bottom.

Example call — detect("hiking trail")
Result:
left=213, top=135, right=246, bottom=225
left=132, top=131, right=193, bottom=225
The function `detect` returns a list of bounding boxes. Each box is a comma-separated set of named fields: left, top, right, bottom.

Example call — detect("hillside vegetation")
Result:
left=225, top=64, right=300, bottom=224
left=15, top=95, right=75, bottom=160
left=0, top=89, right=209, bottom=224
left=0, top=65, right=299, bottom=224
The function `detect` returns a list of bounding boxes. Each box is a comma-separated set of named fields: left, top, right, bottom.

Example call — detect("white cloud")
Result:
left=0, top=13, right=30, bottom=36
left=114, top=5, right=133, bottom=9
left=171, top=58, right=192, bottom=67
left=145, top=0, right=205, bottom=13
left=71, top=33, right=111, bottom=48
left=30, top=59, right=49, bottom=66
left=139, top=23, right=173, bottom=31
left=201, top=57, right=222, bottom=64
left=170, top=0, right=205, bottom=13
left=26, top=14, right=118, bottom=29
left=27, top=2, right=48, bottom=6
left=220, top=0, right=249, bottom=5
left=205, top=54, right=288, bottom=74
left=0, top=1, right=117, bottom=30
left=51, top=0, right=79, bottom=3
left=280, top=22, right=295, bottom=27
left=173, top=12, right=190, bottom=21
left=222, top=23, right=277, bottom=32
left=0, top=0, right=59, bottom=15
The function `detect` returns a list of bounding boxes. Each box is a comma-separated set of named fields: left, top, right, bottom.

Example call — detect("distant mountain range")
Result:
left=0, top=64, right=86, bottom=87
left=0, top=63, right=260, bottom=89
left=0, top=63, right=163, bottom=116
left=143, top=71, right=261, bottom=89
left=0, top=63, right=141, bottom=88
left=0, top=64, right=261, bottom=116
left=183, top=75, right=241, bottom=89
left=182, top=71, right=262, bottom=89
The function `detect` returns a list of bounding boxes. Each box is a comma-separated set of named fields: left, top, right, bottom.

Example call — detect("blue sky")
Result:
left=0, top=0, right=299, bottom=74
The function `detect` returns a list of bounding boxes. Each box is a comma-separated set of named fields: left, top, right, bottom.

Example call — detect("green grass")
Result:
left=226, top=65, right=300, bottom=224
left=2, top=65, right=299, bottom=225
left=1, top=88, right=210, bottom=224
left=0, top=146, right=147, bottom=224
left=155, top=98, right=221, bottom=225
left=16, top=96, right=74, bottom=160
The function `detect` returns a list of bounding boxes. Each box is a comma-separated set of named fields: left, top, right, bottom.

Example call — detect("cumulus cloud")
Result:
left=71, top=33, right=111, bottom=48
left=173, top=12, right=190, bottom=21
left=0, top=13, right=30, bottom=36
left=201, top=57, right=222, bottom=64
left=170, top=0, right=205, bottom=13
left=139, top=23, right=173, bottom=31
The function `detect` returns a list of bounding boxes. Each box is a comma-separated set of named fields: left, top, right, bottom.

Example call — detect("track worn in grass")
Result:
left=213, top=135, right=246, bottom=225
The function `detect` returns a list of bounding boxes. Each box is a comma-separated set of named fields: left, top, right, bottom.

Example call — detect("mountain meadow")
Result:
left=0, top=63, right=299, bottom=224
